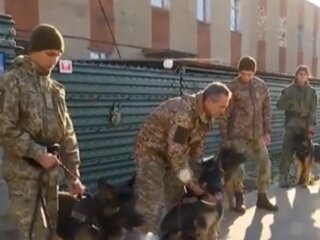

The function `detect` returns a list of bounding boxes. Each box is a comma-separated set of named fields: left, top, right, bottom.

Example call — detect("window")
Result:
left=230, top=0, right=240, bottom=31
left=89, top=51, right=107, bottom=60
left=298, top=25, right=304, bottom=50
left=151, top=0, right=167, bottom=8
left=197, top=0, right=209, bottom=22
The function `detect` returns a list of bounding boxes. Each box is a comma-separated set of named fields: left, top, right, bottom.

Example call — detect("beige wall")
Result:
left=112, top=0, right=151, bottom=59
left=210, top=0, right=230, bottom=64
left=170, top=0, right=197, bottom=55
left=304, top=2, right=314, bottom=71
left=240, top=0, right=259, bottom=59
left=318, top=10, right=320, bottom=78
left=38, top=0, right=90, bottom=59
left=286, top=0, right=299, bottom=74
left=0, top=0, right=4, bottom=15
left=265, top=0, right=280, bottom=72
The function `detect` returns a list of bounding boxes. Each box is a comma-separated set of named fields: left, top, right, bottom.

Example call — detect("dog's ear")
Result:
left=126, top=175, right=136, bottom=188
left=97, top=178, right=116, bottom=199
left=97, top=177, right=106, bottom=189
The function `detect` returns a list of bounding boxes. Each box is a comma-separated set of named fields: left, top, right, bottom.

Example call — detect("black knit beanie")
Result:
left=29, top=24, right=65, bottom=53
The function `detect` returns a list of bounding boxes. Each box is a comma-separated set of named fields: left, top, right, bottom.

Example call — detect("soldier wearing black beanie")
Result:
left=0, top=23, right=85, bottom=240
left=29, top=23, right=65, bottom=53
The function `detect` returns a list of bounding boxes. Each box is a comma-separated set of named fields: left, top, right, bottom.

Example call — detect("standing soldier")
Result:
left=0, top=24, right=85, bottom=239
left=133, top=82, right=231, bottom=239
left=277, top=65, right=318, bottom=188
left=219, top=56, right=278, bottom=213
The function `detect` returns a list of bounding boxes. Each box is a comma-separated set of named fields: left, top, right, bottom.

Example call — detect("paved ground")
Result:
left=220, top=183, right=320, bottom=240
left=2, top=179, right=320, bottom=240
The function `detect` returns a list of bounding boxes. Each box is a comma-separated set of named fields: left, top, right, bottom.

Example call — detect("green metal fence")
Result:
left=51, top=61, right=320, bottom=191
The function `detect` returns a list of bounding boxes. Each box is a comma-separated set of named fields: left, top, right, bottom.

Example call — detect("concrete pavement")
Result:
left=220, top=183, right=320, bottom=240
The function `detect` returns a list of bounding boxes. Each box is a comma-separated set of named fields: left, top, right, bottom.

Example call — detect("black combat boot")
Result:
left=233, top=192, right=246, bottom=214
left=256, top=193, right=278, bottom=211
left=279, top=174, right=289, bottom=188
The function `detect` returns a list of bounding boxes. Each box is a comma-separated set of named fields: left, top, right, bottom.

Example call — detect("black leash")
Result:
left=28, top=144, right=80, bottom=240
left=28, top=169, right=54, bottom=240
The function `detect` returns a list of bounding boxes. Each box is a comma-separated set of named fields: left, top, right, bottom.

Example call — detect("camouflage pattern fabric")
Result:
left=219, top=76, right=272, bottom=141
left=276, top=82, right=317, bottom=130
left=134, top=92, right=214, bottom=234
left=219, top=76, right=272, bottom=193
left=276, top=82, right=318, bottom=176
left=6, top=176, right=59, bottom=240
left=0, top=55, right=80, bottom=239
left=226, top=139, right=271, bottom=193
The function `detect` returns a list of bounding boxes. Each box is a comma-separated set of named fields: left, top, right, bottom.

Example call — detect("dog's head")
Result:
left=198, top=156, right=225, bottom=196
left=294, top=133, right=312, bottom=161
left=198, top=146, right=246, bottom=196
left=96, top=178, right=121, bottom=217
left=96, top=176, right=144, bottom=235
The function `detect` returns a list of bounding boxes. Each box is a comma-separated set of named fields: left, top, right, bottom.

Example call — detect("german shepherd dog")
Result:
left=57, top=177, right=144, bottom=240
left=294, top=133, right=320, bottom=187
left=159, top=146, right=247, bottom=240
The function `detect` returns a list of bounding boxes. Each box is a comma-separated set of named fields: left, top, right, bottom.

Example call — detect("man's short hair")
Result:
left=203, top=82, right=232, bottom=102
left=237, top=56, right=257, bottom=72
left=295, top=65, right=310, bottom=77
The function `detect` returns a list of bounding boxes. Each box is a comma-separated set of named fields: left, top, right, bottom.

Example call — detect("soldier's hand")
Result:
left=187, top=180, right=205, bottom=196
left=261, top=133, right=271, bottom=146
left=38, top=153, right=59, bottom=169
left=68, top=179, right=85, bottom=196
left=307, top=127, right=314, bottom=139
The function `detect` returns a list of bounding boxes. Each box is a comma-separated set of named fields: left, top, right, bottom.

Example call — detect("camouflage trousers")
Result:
left=279, top=127, right=305, bottom=175
left=134, top=155, right=199, bottom=234
left=226, top=138, right=271, bottom=193
left=5, top=176, right=59, bottom=240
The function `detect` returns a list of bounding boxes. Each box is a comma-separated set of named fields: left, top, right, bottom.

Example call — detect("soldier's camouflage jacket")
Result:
left=0, top=55, right=80, bottom=182
left=276, top=81, right=317, bottom=130
left=134, top=91, right=214, bottom=184
left=219, top=76, right=272, bottom=141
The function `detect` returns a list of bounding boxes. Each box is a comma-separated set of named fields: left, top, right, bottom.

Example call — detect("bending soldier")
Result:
left=133, top=82, right=231, bottom=239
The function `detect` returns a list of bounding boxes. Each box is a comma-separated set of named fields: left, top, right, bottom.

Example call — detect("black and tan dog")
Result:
left=57, top=176, right=144, bottom=240
left=159, top=146, right=247, bottom=240
left=294, top=133, right=320, bottom=187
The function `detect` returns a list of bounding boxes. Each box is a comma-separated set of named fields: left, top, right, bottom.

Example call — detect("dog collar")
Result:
left=200, top=199, right=217, bottom=206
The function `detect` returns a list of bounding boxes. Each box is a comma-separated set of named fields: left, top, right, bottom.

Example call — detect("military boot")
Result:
left=256, top=193, right=278, bottom=211
left=279, top=173, right=290, bottom=188
left=232, top=192, right=246, bottom=214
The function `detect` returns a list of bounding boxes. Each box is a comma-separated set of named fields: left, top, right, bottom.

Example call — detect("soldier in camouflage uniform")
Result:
left=277, top=65, right=318, bottom=188
left=133, top=82, right=231, bottom=238
left=219, top=56, right=278, bottom=213
left=0, top=24, right=85, bottom=240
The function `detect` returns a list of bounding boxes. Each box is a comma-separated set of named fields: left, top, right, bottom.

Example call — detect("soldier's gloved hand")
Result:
left=187, top=180, right=205, bottom=197
left=38, top=153, right=60, bottom=169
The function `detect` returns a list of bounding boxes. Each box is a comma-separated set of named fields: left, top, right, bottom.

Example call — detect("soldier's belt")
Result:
left=287, top=111, right=308, bottom=118
left=23, top=141, right=61, bottom=168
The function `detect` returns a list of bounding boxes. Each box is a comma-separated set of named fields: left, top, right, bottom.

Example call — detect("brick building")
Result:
left=0, top=0, right=319, bottom=76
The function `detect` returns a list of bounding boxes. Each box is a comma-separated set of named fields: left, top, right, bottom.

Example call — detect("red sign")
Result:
left=59, top=60, right=73, bottom=74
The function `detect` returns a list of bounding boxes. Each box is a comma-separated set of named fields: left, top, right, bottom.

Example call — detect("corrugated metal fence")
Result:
left=51, top=61, right=320, bottom=190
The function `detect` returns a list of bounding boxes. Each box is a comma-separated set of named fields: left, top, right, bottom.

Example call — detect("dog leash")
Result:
left=28, top=158, right=80, bottom=240
left=29, top=169, right=54, bottom=240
